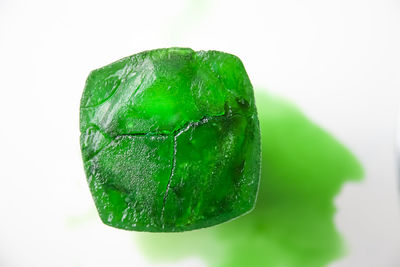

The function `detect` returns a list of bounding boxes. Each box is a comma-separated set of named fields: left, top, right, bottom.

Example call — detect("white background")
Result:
left=1, top=0, right=400, bottom=266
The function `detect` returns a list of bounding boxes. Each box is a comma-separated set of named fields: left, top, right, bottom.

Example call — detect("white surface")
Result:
left=1, top=0, right=400, bottom=266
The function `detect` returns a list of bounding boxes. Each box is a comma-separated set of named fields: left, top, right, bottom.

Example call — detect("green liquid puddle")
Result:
left=137, top=91, right=363, bottom=267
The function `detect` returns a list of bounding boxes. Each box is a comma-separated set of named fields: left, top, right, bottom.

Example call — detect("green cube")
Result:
left=80, top=48, right=261, bottom=232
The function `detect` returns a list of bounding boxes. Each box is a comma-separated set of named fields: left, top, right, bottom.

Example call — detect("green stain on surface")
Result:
left=167, top=0, right=211, bottom=42
left=66, top=208, right=98, bottom=228
left=137, top=91, right=363, bottom=267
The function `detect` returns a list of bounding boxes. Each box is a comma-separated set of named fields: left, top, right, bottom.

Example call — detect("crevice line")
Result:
left=161, top=134, right=178, bottom=220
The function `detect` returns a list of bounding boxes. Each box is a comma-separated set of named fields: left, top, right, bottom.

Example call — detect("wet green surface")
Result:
left=80, top=48, right=261, bottom=232
left=138, top=91, right=363, bottom=267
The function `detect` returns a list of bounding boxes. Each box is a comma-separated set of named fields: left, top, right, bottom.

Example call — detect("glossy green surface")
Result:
left=80, top=48, right=261, bottom=232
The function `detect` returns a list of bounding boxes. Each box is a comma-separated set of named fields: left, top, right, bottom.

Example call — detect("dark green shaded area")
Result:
left=138, top=91, right=363, bottom=267
left=80, top=48, right=261, bottom=232
left=163, top=113, right=260, bottom=231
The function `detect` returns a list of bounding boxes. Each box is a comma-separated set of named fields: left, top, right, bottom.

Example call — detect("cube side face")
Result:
left=161, top=114, right=261, bottom=231
left=80, top=48, right=261, bottom=232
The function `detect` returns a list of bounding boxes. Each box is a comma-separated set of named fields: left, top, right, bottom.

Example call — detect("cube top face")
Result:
left=80, top=48, right=261, bottom=232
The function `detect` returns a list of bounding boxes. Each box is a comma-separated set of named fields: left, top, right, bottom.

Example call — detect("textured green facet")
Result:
left=80, top=48, right=261, bottom=232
